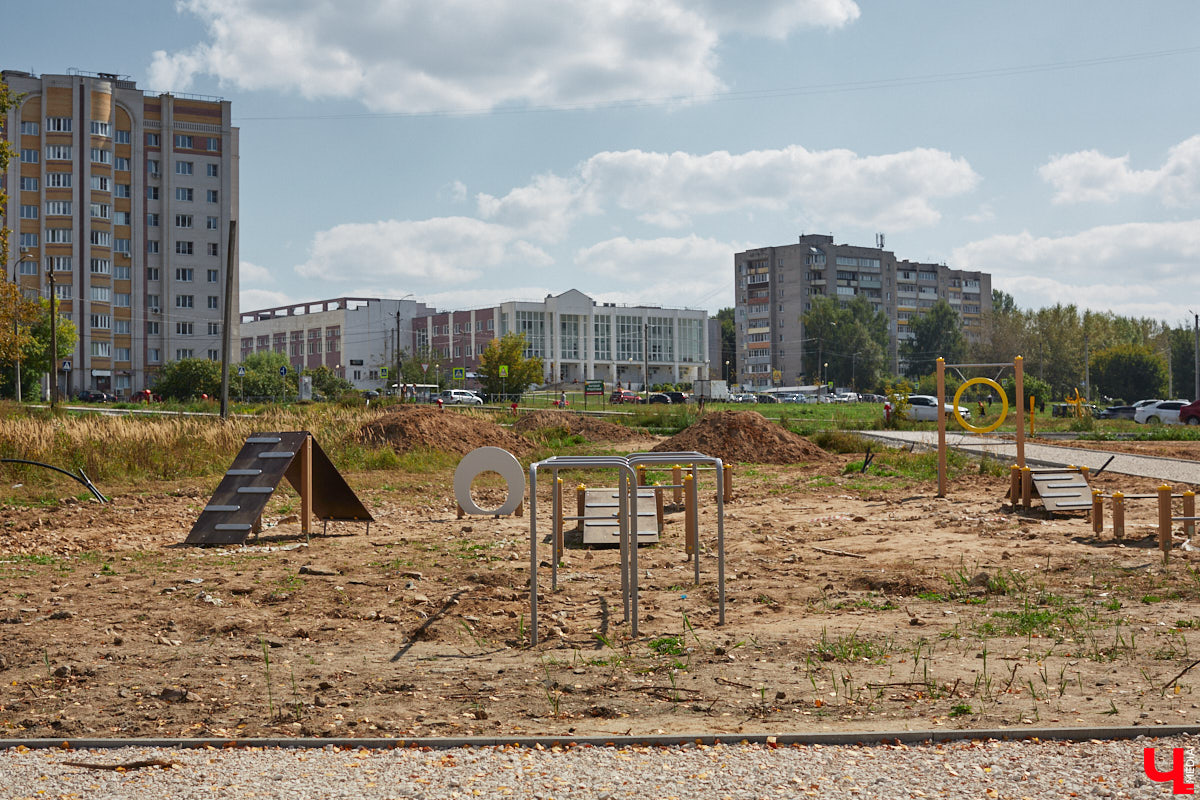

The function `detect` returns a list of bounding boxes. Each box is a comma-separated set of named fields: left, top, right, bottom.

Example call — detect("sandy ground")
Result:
left=2, top=417, right=1200, bottom=741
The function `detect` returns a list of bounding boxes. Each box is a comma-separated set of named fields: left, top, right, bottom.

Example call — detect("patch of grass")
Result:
left=648, top=635, right=686, bottom=656
left=814, top=627, right=895, bottom=664
left=949, top=702, right=973, bottom=717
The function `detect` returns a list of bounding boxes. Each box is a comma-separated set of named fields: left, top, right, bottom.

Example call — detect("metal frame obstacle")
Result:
left=935, top=356, right=1027, bottom=498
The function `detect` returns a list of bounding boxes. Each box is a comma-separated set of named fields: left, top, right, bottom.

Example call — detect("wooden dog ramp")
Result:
left=184, top=431, right=373, bottom=546
left=580, top=488, right=660, bottom=545
left=1030, top=469, right=1093, bottom=513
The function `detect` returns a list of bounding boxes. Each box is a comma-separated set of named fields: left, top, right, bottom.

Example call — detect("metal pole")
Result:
left=219, top=221, right=237, bottom=419
left=48, top=271, right=57, bottom=409
left=1194, top=312, right=1199, bottom=402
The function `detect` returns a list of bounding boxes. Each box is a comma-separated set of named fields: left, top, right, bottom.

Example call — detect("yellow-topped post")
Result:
left=936, top=357, right=947, bottom=497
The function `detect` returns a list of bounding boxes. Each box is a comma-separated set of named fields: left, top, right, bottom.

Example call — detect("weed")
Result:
left=949, top=702, right=973, bottom=717
left=259, top=635, right=275, bottom=721
left=649, top=635, right=686, bottom=656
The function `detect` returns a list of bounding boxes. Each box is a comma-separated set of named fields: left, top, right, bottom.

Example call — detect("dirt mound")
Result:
left=358, top=406, right=531, bottom=455
left=512, top=410, right=643, bottom=443
left=652, top=410, right=831, bottom=464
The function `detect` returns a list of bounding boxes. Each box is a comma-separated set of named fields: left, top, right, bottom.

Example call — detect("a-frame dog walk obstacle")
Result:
left=185, top=431, right=373, bottom=546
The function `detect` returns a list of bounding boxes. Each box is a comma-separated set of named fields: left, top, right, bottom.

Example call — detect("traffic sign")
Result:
left=62, top=360, right=72, bottom=372
left=237, top=366, right=246, bottom=377
left=278, top=366, right=287, bottom=376
left=498, top=365, right=509, bottom=378
left=380, top=367, right=389, bottom=379
left=420, top=362, right=429, bottom=372
left=453, top=367, right=466, bottom=380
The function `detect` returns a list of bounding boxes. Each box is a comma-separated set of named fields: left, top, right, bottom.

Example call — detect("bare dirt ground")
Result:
left=2, top=409, right=1200, bottom=741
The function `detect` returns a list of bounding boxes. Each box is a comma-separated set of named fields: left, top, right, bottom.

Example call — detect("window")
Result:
left=147, top=267, right=160, bottom=281
left=147, top=321, right=160, bottom=335
left=176, top=322, right=194, bottom=335
left=54, top=284, right=72, bottom=300
left=46, top=145, right=72, bottom=160
left=19, top=176, right=38, bottom=191
left=146, top=132, right=160, bottom=147
left=90, top=121, right=111, bottom=137
left=146, top=186, right=159, bottom=200
left=175, top=161, right=193, bottom=175
left=91, top=286, right=111, bottom=303
left=175, top=214, right=193, bottom=228
left=90, top=258, right=112, bottom=275
left=114, top=129, right=130, bottom=144
left=114, top=238, right=130, bottom=254
left=114, top=265, right=130, bottom=280
left=19, top=233, right=38, bottom=247
left=206, top=163, right=219, bottom=177
left=20, top=205, right=38, bottom=219
left=147, top=213, right=160, bottom=226
left=176, top=187, right=193, bottom=202
left=174, top=134, right=193, bottom=149
left=207, top=295, right=219, bottom=309
left=175, top=268, right=194, bottom=282
left=20, top=148, right=38, bottom=163
left=19, top=121, right=39, bottom=135
left=206, top=137, right=219, bottom=151
left=47, top=228, right=73, bottom=244
left=308, top=329, right=322, bottom=355
left=207, top=269, right=219, bottom=282
left=114, top=319, right=130, bottom=334
left=115, top=347, right=131, bottom=362
left=90, top=147, right=112, bottom=164
left=91, top=175, right=111, bottom=191
left=45, top=116, right=72, bottom=132
left=147, top=240, right=160, bottom=254
left=207, top=243, right=219, bottom=256
left=147, top=295, right=160, bottom=310
left=149, top=348, right=160, bottom=363
left=18, top=261, right=37, bottom=276
left=148, top=159, right=159, bottom=176
left=90, top=341, right=111, bottom=358
left=90, top=314, right=111, bottom=329
left=91, top=202, right=111, bottom=219
left=46, top=172, right=71, bottom=187
left=207, top=349, right=220, bottom=361
left=208, top=322, right=221, bottom=335
left=176, top=241, right=194, bottom=255
left=115, top=211, right=131, bottom=225
left=206, top=190, right=218, bottom=203
left=114, top=156, right=130, bottom=171
left=174, top=349, right=192, bottom=360
left=175, top=294, right=194, bottom=308
left=90, top=230, right=111, bottom=246
left=206, top=216, right=219, bottom=230
left=46, top=256, right=71, bottom=271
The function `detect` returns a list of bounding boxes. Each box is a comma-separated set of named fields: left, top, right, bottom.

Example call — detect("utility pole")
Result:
left=1083, top=332, right=1089, bottom=401
left=48, top=270, right=57, bottom=409
left=219, top=221, right=237, bottom=419
left=394, top=312, right=402, bottom=397
left=1194, top=312, right=1199, bottom=401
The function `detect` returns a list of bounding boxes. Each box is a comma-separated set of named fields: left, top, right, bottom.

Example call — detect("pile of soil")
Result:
left=358, top=406, right=531, bottom=455
left=652, top=409, right=831, bottom=464
left=512, top=410, right=644, bottom=443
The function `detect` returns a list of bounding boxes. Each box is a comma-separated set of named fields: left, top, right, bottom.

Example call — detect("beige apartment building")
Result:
left=2, top=69, right=238, bottom=398
left=734, top=235, right=990, bottom=389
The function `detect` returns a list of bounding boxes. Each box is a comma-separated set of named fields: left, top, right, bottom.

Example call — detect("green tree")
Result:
left=1000, top=374, right=1053, bottom=412
left=0, top=80, right=40, bottom=396
left=902, top=299, right=966, bottom=378
left=1089, top=344, right=1168, bottom=403
left=237, top=351, right=293, bottom=398
left=715, top=307, right=735, bottom=380
left=152, top=358, right=222, bottom=399
left=306, top=364, right=355, bottom=398
left=475, top=333, right=543, bottom=400
left=398, top=346, right=444, bottom=388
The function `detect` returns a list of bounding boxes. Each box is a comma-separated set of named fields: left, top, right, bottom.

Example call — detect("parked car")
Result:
left=754, top=393, right=781, bottom=404
left=904, top=394, right=970, bottom=422
left=647, top=393, right=671, bottom=404
left=860, top=393, right=887, bottom=403
left=1096, top=405, right=1136, bottom=420
left=663, top=391, right=689, bottom=404
left=1135, top=399, right=1189, bottom=425
left=609, top=390, right=644, bottom=404
left=77, top=389, right=115, bottom=403
left=1180, top=399, right=1200, bottom=425
left=730, top=393, right=757, bottom=403
left=438, top=389, right=483, bottom=405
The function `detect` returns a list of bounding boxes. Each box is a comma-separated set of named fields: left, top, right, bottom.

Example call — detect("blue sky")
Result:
left=8, top=0, right=1200, bottom=325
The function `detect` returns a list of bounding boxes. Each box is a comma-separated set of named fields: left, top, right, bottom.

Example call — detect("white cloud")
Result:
left=239, top=260, right=274, bottom=284
left=1039, top=135, right=1200, bottom=206
left=952, top=219, right=1200, bottom=321
left=294, top=217, right=552, bottom=288
left=573, top=235, right=742, bottom=307
left=239, top=287, right=294, bottom=311
left=149, top=0, right=858, bottom=112
left=487, top=145, right=978, bottom=232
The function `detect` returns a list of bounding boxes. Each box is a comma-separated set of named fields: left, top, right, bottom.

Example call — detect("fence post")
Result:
left=1112, top=491, right=1124, bottom=539
left=1092, top=489, right=1103, bottom=535
left=1158, top=484, right=1174, bottom=564
left=1184, top=490, right=1196, bottom=539
left=684, top=473, right=697, bottom=556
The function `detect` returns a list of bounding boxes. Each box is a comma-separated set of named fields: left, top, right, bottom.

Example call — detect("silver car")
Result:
left=904, top=394, right=970, bottom=422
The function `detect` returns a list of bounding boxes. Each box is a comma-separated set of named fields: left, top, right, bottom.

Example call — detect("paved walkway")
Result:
left=860, top=429, right=1200, bottom=485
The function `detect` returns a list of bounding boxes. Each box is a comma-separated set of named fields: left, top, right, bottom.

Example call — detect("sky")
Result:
left=7, top=0, right=1200, bottom=326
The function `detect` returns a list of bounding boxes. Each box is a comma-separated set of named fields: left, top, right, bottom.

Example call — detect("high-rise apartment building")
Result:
left=2, top=69, right=238, bottom=398
left=733, top=235, right=990, bottom=389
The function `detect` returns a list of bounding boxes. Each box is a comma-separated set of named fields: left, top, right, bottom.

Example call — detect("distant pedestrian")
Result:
left=560, top=390, right=567, bottom=408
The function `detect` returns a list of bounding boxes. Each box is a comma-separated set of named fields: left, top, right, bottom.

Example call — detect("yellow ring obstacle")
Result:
left=952, top=377, right=1008, bottom=434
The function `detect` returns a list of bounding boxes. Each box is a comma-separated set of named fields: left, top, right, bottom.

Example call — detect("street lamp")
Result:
left=724, top=360, right=730, bottom=383
left=823, top=362, right=829, bottom=394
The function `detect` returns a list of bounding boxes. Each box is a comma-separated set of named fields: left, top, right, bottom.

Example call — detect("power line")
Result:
left=233, top=45, right=1200, bottom=122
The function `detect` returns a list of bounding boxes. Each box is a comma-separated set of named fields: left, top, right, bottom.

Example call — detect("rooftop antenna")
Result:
left=876, top=233, right=886, bottom=250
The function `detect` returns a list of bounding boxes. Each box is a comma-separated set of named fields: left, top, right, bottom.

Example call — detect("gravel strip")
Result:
left=3, top=735, right=1195, bottom=799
